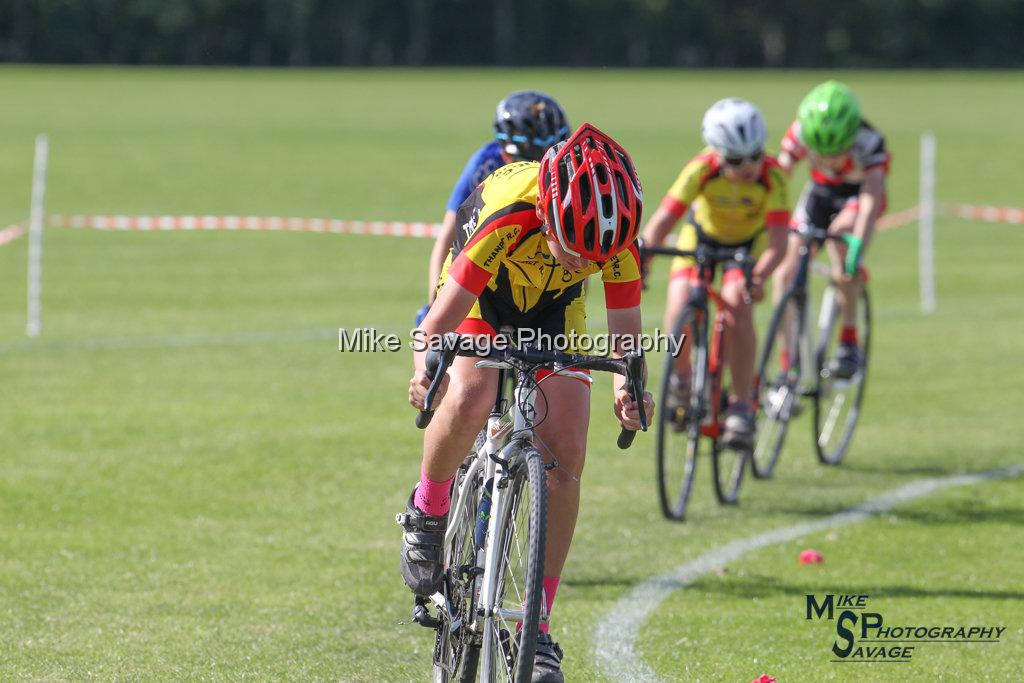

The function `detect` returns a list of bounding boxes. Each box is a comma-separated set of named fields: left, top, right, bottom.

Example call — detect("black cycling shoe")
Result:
left=531, top=632, right=565, bottom=683
left=396, top=491, right=448, bottom=596
left=828, top=342, right=862, bottom=381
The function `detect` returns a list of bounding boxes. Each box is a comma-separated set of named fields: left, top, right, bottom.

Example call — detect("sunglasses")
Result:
left=723, top=150, right=764, bottom=166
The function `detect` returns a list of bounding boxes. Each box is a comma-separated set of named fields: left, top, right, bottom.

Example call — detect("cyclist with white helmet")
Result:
left=775, top=80, right=890, bottom=380
left=641, top=98, right=790, bottom=448
left=416, top=91, right=571, bottom=326
left=401, top=123, right=653, bottom=682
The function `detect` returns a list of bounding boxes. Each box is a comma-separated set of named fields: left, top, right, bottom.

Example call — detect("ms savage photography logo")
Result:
left=805, top=593, right=1006, bottom=664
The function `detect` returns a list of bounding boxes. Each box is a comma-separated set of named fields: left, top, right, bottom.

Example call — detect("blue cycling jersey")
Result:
left=445, top=141, right=507, bottom=213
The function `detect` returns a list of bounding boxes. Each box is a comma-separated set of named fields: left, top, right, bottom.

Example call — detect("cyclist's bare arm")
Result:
left=777, top=150, right=798, bottom=176
left=427, top=210, right=459, bottom=303
left=607, top=305, right=654, bottom=430
left=409, top=278, right=477, bottom=410
left=640, top=206, right=681, bottom=247
left=851, top=167, right=885, bottom=249
left=752, top=227, right=790, bottom=296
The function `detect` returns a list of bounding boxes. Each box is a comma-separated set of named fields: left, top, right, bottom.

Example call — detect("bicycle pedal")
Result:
left=460, top=565, right=484, bottom=579
left=412, top=598, right=441, bottom=629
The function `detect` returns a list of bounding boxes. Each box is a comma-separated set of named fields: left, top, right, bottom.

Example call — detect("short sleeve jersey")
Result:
left=440, top=161, right=642, bottom=313
left=657, top=149, right=791, bottom=244
left=445, top=141, right=508, bottom=212
left=781, top=120, right=891, bottom=187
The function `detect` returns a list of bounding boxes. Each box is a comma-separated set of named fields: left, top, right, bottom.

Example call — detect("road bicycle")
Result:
left=752, top=223, right=871, bottom=477
left=408, top=333, right=646, bottom=682
left=643, top=243, right=756, bottom=521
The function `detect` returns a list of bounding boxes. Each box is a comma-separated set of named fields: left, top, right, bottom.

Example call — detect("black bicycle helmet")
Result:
left=494, top=91, right=570, bottom=162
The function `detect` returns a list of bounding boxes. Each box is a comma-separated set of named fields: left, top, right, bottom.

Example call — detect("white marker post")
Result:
left=26, top=134, right=49, bottom=337
left=918, top=131, right=937, bottom=315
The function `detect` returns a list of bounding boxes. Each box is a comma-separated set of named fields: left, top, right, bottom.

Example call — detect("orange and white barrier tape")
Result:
left=48, top=214, right=443, bottom=238
left=876, top=206, right=920, bottom=231
left=12, top=203, right=1017, bottom=249
left=942, top=204, right=1024, bottom=225
left=0, top=223, right=26, bottom=247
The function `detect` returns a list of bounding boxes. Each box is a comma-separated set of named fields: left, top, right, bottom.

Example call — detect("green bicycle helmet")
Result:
left=797, top=80, right=861, bottom=155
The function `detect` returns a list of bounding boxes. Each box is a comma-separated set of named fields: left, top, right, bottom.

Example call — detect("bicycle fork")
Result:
left=478, top=379, right=539, bottom=678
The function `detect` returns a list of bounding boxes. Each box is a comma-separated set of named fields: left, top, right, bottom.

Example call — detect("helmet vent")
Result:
left=557, top=158, right=571, bottom=195
left=618, top=217, right=630, bottom=247
left=614, top=172, right=629, bottom=209
left=578, top=171, right=592, bottom=208
left=561, top=202, right=576, bottom=243
left=583, top=219, right=595, bottom=251
left=572, top=144, right=584, bottom=168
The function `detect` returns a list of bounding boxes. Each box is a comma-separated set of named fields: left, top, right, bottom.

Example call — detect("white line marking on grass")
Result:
left=592, top=464, right=1024, bottom=683
left=0, top=327, right=341, bottom=354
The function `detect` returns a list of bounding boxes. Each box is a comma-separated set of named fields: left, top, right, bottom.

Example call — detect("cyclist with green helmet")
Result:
left=775, top=80, right=890, bottom=379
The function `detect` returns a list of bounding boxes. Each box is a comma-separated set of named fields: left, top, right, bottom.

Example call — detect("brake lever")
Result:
left=416, top=333, right=460, bottom=429
left=616, top=351, right=647, bottom=449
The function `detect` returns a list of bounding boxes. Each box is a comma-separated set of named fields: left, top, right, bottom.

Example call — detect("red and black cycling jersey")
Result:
left=781, top=120, right=890, bottom=187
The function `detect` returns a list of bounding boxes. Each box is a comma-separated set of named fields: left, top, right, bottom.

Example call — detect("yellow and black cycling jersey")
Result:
left=438, top=161, right=642, bottom=315
left=658, top=148, right=790, bottom=245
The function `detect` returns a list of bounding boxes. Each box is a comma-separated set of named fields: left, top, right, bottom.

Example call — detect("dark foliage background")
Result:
left=1, top=0, right=1022, bottom=67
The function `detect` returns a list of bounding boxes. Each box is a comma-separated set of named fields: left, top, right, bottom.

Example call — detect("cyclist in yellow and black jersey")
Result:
left=641, top=98, right=790, bottom=449
left=400, top=123, right=653, bottom=682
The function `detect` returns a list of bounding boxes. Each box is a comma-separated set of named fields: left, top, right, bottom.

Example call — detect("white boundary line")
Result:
left=592, top=464, right=1024, bottom=683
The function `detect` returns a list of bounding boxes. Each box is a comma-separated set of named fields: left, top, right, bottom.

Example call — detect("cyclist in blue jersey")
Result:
left=416, top=91, right=570, bottom=325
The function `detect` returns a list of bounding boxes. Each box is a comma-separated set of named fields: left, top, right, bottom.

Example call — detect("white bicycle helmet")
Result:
left=701, top=98, right=767, bottom=157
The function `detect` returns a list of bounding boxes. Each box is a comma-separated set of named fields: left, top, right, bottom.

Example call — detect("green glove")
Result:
left=843, top=234, right=864, bottom=276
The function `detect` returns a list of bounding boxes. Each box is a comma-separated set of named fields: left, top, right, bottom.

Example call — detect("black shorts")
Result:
left=792, top=181, right=861, bottom=230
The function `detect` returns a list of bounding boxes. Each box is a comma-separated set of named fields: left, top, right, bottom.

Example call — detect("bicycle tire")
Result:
left=751, top=288, right=805, bottom=479
left=656, top=304, right=706, bottom=521
left=484, top=446, right=547, bottom=682
left=433, top=456, right=482, bottom=683
left=813, top=283, right=871, bottom=465
left=710, top=328, right=748, bottom=505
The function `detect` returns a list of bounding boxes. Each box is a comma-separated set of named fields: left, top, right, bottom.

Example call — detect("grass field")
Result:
left=1, top=67, right=1022, bottom=681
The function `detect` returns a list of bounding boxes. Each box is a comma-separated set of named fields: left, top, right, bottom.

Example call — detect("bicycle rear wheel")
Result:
left=433, top=456, right=482, bottom=683
left=656, top=304, right=706, bottom=521
left=711, top=332, right=747, bottom=505
left=813, top=283, right=871, bottom=465
left=752, top=289, right=805, bottom=479
left=484, top=446, right=546, bottom=682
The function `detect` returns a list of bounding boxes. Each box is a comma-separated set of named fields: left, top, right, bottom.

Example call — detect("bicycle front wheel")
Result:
left=656, top=304, right=706, bottom=521
left=433, top=455, right=482, bottom=683
left=484, top=446, right=547, bottom=683
left=711, top=332, right=748, bottom=505
left=813, top=283, right=871, bottom=465
left=752, top=288, right=805, bottom=479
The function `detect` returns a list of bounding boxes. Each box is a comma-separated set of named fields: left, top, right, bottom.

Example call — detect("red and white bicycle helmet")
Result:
left=538, top=122, right=643, bottom=262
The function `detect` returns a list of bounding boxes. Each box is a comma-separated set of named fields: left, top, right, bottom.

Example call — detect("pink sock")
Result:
left=540, top=576, right=560, bottom=634
left=414, top=469, right=453, bottom=516
left=779, top=349, right=791, bottom=372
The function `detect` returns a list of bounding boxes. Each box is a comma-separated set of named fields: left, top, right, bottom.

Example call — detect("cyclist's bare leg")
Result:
left=421, top=355, right=499, bottom=482
left=720, top=273, right=756, bottom=405
left=533, top=374, right=590, bottom=578
left=664, top=272, right=694, bottom=378
left=771, top=230, right=803, bottom=369
left=826, top=207, right=861, bottom=329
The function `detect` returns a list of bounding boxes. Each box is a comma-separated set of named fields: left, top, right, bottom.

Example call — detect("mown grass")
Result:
left=0, top=67, right=1021, bottom=680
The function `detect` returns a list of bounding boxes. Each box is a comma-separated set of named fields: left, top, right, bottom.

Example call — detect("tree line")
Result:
left=2, top=0, right=1022, bottom=67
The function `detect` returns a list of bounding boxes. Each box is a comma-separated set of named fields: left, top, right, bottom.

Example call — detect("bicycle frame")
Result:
left=442, top=364, right=552, bottom=680
left=780, top=229, right=840, bottom=391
